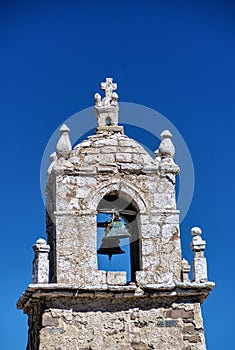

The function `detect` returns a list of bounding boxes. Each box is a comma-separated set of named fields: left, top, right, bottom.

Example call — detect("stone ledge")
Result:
left=142, top=281, right=215, bottom=290
left=17, top=281, right=215, bottom=311
left=54, top=210, right=98, bottom=216
left=96, top=126, right=124, bottom=134
left=149, top=209, right=180, bottom=215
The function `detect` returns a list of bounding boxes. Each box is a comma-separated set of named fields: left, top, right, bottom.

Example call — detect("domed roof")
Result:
left=69, top=131, right=157, bottom=173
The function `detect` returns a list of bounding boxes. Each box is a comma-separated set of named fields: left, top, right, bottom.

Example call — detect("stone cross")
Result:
left=101, top=78, right=117, bottom=105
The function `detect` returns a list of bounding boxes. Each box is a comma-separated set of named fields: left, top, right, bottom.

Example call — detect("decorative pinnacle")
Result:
left=56, top=123, right=72, bottom=159
left=191, top=227, right=202, bottom=236
left=59, top=124, right=70, bottom=134
left=182, top=259, right=191, bottom=282
left=182, top=258, right=190, bottom=271
left=36, top=238, right=47, bottom=245
left=191, top=226, right=206, bottom=252
left=158, top=129, right=175, bottom=158
left=190, top=227, right=208, bottom=283
left=49, top=152, right=57, bottom=162
left=33, top=238, right=50, bottom=252
left=160, top=130, right=172, bottom=139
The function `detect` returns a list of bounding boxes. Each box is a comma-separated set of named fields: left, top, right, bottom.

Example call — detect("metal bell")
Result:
left=97, top=211, right=130, bottom=260
left=105, top=211, right=131, bottom=240
left=97, top=237, right=125, bottom=260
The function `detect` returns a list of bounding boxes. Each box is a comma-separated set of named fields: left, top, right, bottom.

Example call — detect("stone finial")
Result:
left=191, top=227, right=205, bottom=250
left=190, top=227, right=208, bottom=283
left=56, top=124, right=72, bottom=159
left=159, top=130, right=175, bottom=159
left=158, top=130, right=180, bottom=182
left=47, top=152, right=58, bottom=176
left=49, top=151, right=57, bottom=162
left=181, top=259, right=191, bottom=283
left=111, top=92, right=118, bottom=106
left=32, top=238, right=50, bottom=284
left=94, top=78, right=123, bottom=132
left=154, top=149, right=161, bottom=163
left=94, top=93, right=102, bottom=107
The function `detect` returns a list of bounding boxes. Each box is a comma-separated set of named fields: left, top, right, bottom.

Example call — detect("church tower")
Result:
left=18, top=78, right=214, bottom=350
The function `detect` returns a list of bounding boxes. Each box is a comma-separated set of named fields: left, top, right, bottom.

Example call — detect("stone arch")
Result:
left=88, top=180, right=147, bottom=214
left=105, top=116, right=112, bottom=126
left=93, top=180, right=145, bottom=282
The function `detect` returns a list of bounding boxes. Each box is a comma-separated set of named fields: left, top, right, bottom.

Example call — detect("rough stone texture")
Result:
left=107, top=271, right=127, bottom=286
left=18, top=78, right=214, bottom=350
left=26, top=298, right=206, bottom=350
left=45, top=127, right=182, bottom=285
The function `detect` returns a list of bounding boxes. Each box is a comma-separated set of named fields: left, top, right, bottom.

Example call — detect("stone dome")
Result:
left=69, top=131, right=157, bottom=174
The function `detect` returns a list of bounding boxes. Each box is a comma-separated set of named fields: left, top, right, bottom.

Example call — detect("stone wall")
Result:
left=54, top=213, right=99, bottom=285
left=34, top=299, right=206, bottom=350
left=48, top=167, right=182, bottom=285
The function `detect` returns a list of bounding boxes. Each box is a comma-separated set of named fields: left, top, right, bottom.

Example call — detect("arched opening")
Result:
left=105, top=117, right=112, bottom=126
left=97, top=190, right=141, bottom=282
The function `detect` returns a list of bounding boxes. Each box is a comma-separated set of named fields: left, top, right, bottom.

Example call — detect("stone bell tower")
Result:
left=17, top=78, right=214, bottom=350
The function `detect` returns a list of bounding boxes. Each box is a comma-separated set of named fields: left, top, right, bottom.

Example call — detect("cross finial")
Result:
left=94, top=78, right=123, bottom=133
left=101, top=78, right=117, bottom=105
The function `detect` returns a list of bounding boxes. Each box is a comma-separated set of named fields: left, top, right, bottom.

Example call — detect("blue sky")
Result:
left=1, top=1, right=235, bottom=348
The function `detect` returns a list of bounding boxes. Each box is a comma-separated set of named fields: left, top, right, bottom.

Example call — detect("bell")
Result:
left=97, top=237, right=125, bottom=260
left=97, top=211, right=130, bottom=260
left=105, top=211, right=131, bottom=240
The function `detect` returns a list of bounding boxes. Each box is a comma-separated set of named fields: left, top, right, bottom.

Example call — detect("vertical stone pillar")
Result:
left=190, top=227, right=208, bottom=283
left=32, top=238, right=50, bottom=284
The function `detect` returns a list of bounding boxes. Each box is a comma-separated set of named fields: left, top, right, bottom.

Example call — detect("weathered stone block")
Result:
left=183, top=334, right=201, bottom=343
left=141, top=255, right=160, bottom=270
left=115, top=152, right=132, bottom=163
left=192, top=258, right=208, bottom=283
left=86, top=270, right=107, bottom=286
left=153, top=193, right=176, bottom=210
left=135, top=271, right=158, bottom=285
left=99, top=153, right=116, bottom=163
left=107, top=271, right=127, bottom=285
left=141, top=239, right=156, bottom=256
left=182, top=324, right=196, bottom=334
left=42, top=313, right=59, bottom=327
left=141, top=223, right=160, bottom=239
left=164, top=309, right=194, bottom=320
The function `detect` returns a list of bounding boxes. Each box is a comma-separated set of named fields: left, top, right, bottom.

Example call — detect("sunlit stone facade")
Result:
left=17, top=78, right=214, bottom=350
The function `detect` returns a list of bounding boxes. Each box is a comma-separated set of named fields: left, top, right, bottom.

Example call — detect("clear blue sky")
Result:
left=1, top=1, right=235, bottom=348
